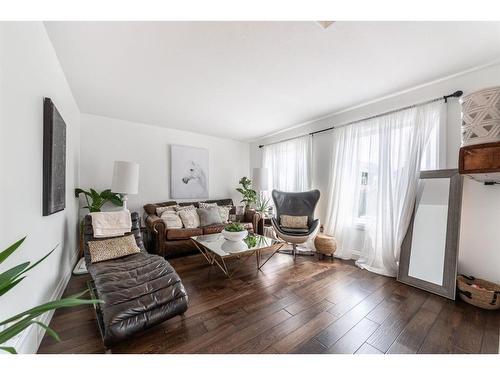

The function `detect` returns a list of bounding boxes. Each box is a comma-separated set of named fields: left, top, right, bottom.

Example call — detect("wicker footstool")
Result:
left=314, top=233, right=337, bottom=261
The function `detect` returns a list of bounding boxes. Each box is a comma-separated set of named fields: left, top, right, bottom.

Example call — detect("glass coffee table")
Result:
left=191, top=233, right=286, bottom=278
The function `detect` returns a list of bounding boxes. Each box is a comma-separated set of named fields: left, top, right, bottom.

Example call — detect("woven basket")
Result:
left=457, top=275, right=500, bottom=310
left=314, top=234, right=337, bottom=255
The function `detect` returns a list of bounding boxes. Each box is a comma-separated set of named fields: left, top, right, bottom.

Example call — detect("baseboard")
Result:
left=7, top=249, right=79, bottom=354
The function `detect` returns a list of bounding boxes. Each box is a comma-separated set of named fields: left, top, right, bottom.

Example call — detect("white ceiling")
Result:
left=45, top=21, right=500, bottom=141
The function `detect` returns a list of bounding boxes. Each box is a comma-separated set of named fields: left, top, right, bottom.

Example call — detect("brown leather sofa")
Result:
left=143, top=199, right=261, bottom=258
left=83, top=212, right=188, bottom=347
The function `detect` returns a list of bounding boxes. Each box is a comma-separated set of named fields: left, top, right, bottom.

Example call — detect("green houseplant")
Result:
left=224, top=223, right=245, bottom=232
left=236, top=177, right=257, bottom=208
left=221, top=222, right=248, bottom=242
left=0, top=237, right=100, bottom=353
left=74, top=188, right=123, bottom=212
left=254, top=194, right=271, bottom=215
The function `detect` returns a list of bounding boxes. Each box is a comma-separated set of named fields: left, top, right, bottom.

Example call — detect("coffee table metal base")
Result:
left=191, top=239, right=286, bottom=278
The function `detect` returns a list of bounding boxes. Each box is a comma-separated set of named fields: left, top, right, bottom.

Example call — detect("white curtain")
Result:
left=324, top=101, right=444, bottom=277
left=262, top=135, right=312, bottom=192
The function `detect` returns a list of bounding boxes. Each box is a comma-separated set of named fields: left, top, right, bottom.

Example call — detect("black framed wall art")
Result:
left=43, top=97, right=66, bottom=216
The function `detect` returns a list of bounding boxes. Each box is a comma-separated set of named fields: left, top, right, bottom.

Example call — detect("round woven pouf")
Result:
left=314, top=233, right=337, bottom=261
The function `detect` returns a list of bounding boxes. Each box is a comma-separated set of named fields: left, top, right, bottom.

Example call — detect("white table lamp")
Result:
left=111, top=161, right=139, bottom=210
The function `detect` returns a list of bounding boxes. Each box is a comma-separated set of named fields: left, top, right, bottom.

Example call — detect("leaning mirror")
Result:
left=397, top=169, right=463, bottom=299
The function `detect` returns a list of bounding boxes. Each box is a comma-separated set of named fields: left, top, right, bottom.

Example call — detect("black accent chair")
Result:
left=271, top=189, right=321, bottom=259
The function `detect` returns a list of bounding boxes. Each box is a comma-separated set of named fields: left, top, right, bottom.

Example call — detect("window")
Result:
left=262, top=135, right=312, bottom=192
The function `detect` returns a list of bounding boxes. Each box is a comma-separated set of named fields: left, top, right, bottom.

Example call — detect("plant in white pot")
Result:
left=221, top=223, right=248, bottom=242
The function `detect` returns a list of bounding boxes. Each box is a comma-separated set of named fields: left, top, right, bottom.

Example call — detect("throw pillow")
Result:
left=199, top=202, right=217, bottom=209
left=178, top=209, right=200, bottom=228
left=218, top=205, right=232, bottom=223
left=175, top=204, right=196, bottom=212
left=156, top=205, right=176, bottom=216
left=160, top=211, right=183, bottom=229
left=87, top=234, right=140, bottom=264
left=280, top=215, right=308, bottom=229
left=197, top=207, right=223, bottom=226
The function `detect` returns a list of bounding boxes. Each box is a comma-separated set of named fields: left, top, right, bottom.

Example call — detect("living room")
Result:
left=1, top=1, right=499, bottom=373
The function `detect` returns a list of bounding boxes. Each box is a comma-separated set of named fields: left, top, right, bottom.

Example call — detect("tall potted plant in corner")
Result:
left=0, top=237, right=100, bottom=353
left=235, top=176, right=257, bottom=221
left=236, top=177, right=257, bottom=208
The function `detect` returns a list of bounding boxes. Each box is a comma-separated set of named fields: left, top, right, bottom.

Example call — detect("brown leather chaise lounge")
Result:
left=83, top=212, right=188, bottom=347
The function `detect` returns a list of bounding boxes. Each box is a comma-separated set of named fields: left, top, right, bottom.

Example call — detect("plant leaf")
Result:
left=0, top=316, right=37, bottom=344
left=0, top=262, right=30, bottom=287
left=89, top=189, right=100, bottom=200
left=0, top=346, right=17, bottom=354
left=101, top=190, right=124, bottom=206
left=0, top=246, right=58, bottom=297
left=19, top=246, right=57, bottom=277
left=0, top=276, right=25, bottom=297
left=0, top=294, right=102, bottom=326
left=74, top=188, right=90, bottom=198
left=33, top=321, right=60, bottom=342
left=0, top=237, right=26, bottom=264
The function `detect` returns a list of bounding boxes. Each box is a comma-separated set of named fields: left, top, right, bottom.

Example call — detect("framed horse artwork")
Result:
left=170, top=144, right=209, bottom=199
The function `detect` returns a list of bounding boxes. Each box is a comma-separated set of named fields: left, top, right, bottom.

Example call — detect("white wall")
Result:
left=0, top=22, right=81, bottom=353
left=80, top=114, right=250, bottom=215
left=250, top=62, right=500, bottom=284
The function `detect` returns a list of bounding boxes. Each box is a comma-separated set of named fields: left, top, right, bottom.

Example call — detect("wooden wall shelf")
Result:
left=459, top=141, right=500, bottom=183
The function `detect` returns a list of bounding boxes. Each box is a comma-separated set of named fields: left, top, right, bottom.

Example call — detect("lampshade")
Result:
left=252, top=167, right=269, bottom=191
left=460, top=86, right=500, bottom=147
left=111, top=161, right=139, bottom=194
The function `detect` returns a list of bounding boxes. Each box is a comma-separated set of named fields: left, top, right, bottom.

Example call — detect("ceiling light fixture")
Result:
left=316, top=21, right=335, bottom=29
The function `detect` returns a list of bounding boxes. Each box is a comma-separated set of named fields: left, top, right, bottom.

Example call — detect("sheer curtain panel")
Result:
left=324, top=101, right=444, bottom=277
left=262, top=135, right=312, bottom=192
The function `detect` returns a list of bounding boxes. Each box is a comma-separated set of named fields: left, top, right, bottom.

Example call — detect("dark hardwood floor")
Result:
left=38, top=250, right=499, bottom=354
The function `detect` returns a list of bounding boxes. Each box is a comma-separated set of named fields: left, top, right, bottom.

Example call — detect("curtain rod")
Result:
left=258, top=90, right=463, bottom=148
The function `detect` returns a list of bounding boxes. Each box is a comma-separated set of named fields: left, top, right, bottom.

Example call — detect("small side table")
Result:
left=314, top=233, right=337, bottom=261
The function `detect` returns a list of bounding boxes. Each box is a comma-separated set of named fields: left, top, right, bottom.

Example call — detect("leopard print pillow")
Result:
left=87, top=234, right=140, bottom=264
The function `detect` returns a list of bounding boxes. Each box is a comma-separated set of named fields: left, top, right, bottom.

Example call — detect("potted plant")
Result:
left=254, top=194, right=271, bottom=216
left=74, top=188, right=123, bottom=212
left=221, top=222, right=248, bottom=242
left=0, top=237, right=100, bottom=354
left=236, top=177, right=257, bottom=209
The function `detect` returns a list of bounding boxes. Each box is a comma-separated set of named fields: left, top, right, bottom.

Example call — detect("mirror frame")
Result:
left=397, top=169, right=463, bottom=300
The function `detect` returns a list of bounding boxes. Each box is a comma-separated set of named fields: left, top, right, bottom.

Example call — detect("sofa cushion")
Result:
left=218, top=205, right=232, bottom=223
left=160, top=211, right=183, bottom=229
left=144, top=201, right=177, bottom=215
left=156, top=205, right=177, bottom=216
left=175, top=204, right=196, bottom=212
left=166, top=227, right=203, bottom=240
left=178, top=208, right=200, bottom=228
left=202, top=223, right=226, bottom=235
left=280, top=226, right=309, bottom=234
left=280, top=215, right=308, bottom=229
left=199, top=202, right=217, bottom=209
left=197, top=207, right=223, bottom=226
